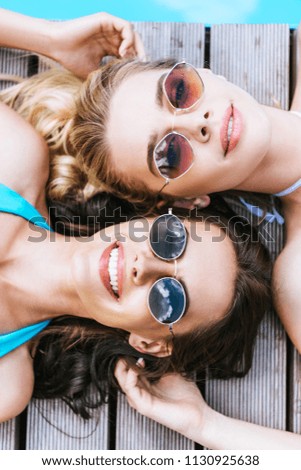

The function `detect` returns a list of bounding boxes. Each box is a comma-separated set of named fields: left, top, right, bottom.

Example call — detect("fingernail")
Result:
left=136, top=357, right=145, bottom=368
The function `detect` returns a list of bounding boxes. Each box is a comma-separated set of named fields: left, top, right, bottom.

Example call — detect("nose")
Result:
left=172, top=108, right=211, bottom=143
left=132, top=249, right=175, bottom=286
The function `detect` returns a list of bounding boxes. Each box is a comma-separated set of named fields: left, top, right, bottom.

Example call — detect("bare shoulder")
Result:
left=0, top=346, right=34, bottom=423
left=273, top=242, right=301, bottom=352
left=0, top=101, right=49, bottom=200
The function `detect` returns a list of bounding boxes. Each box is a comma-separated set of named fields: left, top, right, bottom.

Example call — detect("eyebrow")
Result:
left=146, top=73, right=167, bottom=176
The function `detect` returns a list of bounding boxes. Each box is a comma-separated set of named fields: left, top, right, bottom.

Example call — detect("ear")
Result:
left=128, top=333, right=172, bottom=358
left=156, top=195, right=211, bottom=211
left=172, top=195, right=211, bottom=210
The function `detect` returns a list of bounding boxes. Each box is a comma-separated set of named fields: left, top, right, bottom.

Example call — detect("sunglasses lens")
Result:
left=150, top=214, right=186, bottom=260
left=165, top=63, right=203, bottom=109
left=154, top=132, right=194, bottom=179
left=148, top=278, right=186, bottom=324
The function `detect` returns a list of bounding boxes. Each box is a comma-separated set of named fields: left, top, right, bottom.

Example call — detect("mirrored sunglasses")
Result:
left=147, top=213, right=187, bottom=328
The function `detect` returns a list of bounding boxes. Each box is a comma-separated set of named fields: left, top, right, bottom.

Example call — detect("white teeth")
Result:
left=108, top=247, right=119, bottom=295
left=227, top=116, right=233, bottom=142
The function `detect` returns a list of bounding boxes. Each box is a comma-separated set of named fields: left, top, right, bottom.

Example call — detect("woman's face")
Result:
left=107, top=67, right=271, bottom=197
left=71, top=217, right=237, bottom=350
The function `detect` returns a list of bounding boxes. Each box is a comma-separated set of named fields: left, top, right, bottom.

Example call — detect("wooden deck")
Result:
left=0, top=21, right=299, bottom=450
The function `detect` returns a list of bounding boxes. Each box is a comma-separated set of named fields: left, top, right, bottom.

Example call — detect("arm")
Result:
left=0, top=101, right=49, bottom=199
left=0, top=347, right=34, bottom=423
left=291, top=22, right=301, bottom=111
left=272, top=242, right=301, bottom=354
left=115, top=360, right=301, bottom=450
left=0, top=8, right=145, bottom=78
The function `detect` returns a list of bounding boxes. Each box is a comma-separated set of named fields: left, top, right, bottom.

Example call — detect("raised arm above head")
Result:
left=0, top=8, right=145, bottom=78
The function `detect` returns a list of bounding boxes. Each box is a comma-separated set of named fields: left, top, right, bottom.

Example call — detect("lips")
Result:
left=220, top=104, right=243, bottom=155
left=99, top=242, right=124, bottom=301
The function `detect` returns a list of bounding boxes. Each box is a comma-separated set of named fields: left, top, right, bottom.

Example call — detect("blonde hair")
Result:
left=0, top=69, right=98, bottom=201
left=0, top=59, right=176, bottom=211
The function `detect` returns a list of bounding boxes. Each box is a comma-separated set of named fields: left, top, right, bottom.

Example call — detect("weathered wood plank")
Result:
left=0, top=420, right=19, bottom=450
left=115, top=21, right=205, bottom=449
left=206, top=24, right=289, bottom=431
left=133, top=21, right=205, bottom=65
left=26, top=398, right=109, bottom=450
left=290, top=350, right=301, bottom=433
left=0, top=47, right=34, bottom=90
left=210, top=24, right=289, bottom=108
left=116, top=393, right=194, bottom=450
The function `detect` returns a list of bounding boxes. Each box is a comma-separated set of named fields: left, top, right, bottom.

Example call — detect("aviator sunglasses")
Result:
left=154, top=61, right=204, bottom=186
left=147, top=210, right=187, bottom=332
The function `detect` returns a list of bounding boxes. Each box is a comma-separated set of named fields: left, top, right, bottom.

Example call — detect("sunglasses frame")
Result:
left=149, top=212, right=187, bottom=261
left=147, top=211, right=187, bottom=328
left=162, top=60, right=204, bottom=112
left=153, top=61, right=204, bottom=184
left=147, top=276, right=187, bottom=327
left=153, top=131, right=195, bottom=184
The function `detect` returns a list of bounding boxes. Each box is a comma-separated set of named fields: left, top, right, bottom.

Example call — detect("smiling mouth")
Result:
left=108, top=246, right=120, bottom=298
left=99, top=242, right=124, bottom=301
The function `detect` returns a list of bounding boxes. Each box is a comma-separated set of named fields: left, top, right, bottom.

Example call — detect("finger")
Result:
left=133, top=32, right=146, bottom=60
left=114, top=360, right=151, bottom=409
left=114, top=359, right=139, bottom=393
left=115, top=23, right=136, bottom=56
left=119, top=32, right=145, bottom=59
left=114, top=358, right=129, bottom=386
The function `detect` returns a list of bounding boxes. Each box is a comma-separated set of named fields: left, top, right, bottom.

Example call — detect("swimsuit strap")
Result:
left=0, top=320, right=50, bottom=358
left=0, top=183, right=52, bottom=231
left=274, top=177, right=301, bottom=197
left=272, top=111, right=301, bottom=198
left=0, top=183, right=52, bottom=357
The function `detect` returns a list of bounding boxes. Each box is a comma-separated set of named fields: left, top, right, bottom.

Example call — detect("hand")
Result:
left=114, top=359, right=209, bottom=441
left=48, top=13, right=145, bottom=78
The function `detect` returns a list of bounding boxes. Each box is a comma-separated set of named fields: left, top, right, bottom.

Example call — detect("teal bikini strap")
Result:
left=0, top=320, right=50, bottom=358
left=0, top=183, right=53, bottom=231
left=0, top=183, right=52, bottom=357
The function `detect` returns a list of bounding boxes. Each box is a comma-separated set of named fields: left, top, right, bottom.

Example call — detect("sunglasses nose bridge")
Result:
left=134, top=250, right=174, bottom=285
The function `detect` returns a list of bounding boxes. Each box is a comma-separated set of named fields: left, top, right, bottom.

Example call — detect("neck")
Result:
left=235, top=106, right=301, bottom=194
left=6, top=228, right=89, bottom=327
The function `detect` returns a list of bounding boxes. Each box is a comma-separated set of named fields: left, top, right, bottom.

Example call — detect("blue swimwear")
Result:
left=0, top=183, right=53, bottom=358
